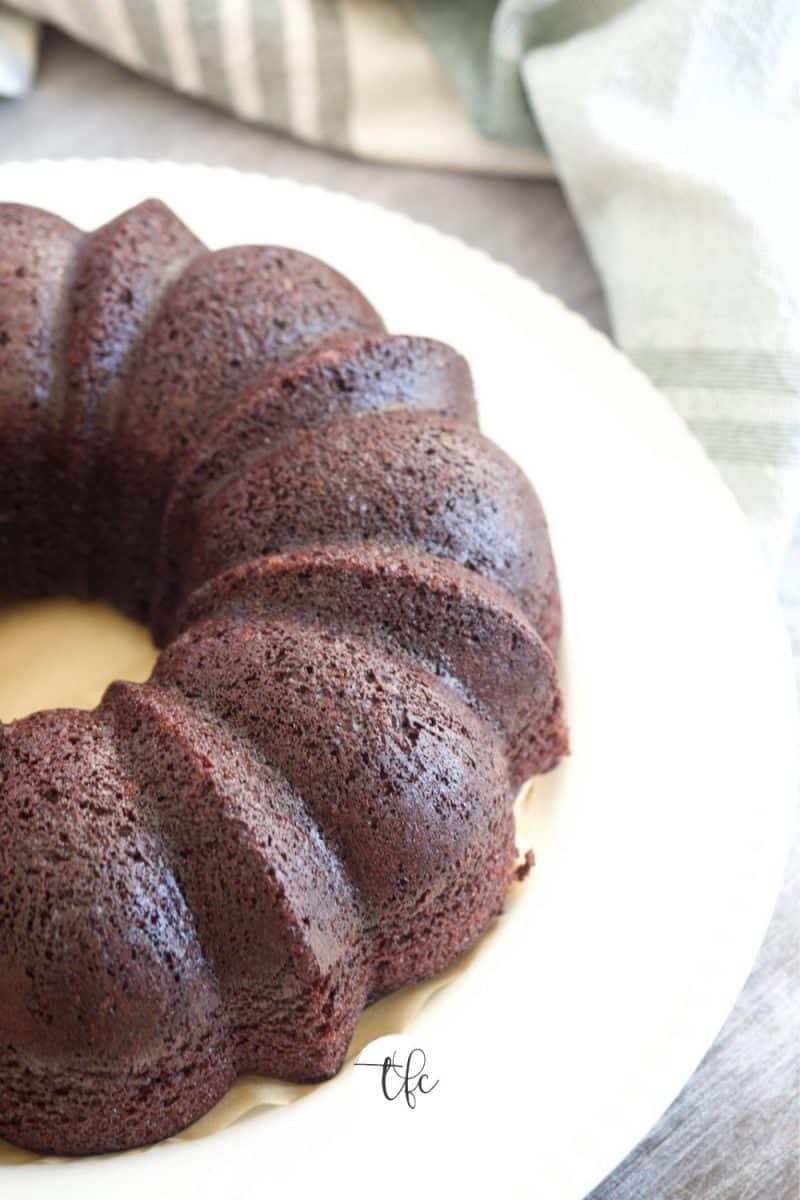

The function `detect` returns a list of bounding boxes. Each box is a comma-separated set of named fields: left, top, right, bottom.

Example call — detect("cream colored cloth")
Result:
left=0, top=0, right=547, bottom=174
left=0, top=0, right=797, bottom=572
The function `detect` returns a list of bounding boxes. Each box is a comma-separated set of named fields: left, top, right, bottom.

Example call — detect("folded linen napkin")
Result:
left=0, top=0, right=797, bottom=575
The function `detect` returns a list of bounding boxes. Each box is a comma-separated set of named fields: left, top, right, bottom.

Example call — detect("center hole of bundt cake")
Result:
left=0, top=598, right=158, bottom=723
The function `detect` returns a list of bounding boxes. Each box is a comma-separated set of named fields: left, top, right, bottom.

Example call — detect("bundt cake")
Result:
left=0, top=198, right=568, bottom=1156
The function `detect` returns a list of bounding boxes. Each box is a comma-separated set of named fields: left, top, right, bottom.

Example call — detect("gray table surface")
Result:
left=1, top=30, right=797, bottom=1200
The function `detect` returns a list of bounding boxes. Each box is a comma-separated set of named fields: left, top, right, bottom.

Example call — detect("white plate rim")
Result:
left=0, top=158, right=795, bottom=1200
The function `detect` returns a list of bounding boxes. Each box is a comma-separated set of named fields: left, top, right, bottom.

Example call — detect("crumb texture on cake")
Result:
left=0, top=199, right=568, bottom=1156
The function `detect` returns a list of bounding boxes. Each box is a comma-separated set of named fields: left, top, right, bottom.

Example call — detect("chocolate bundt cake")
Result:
left=0, top=199, right=568, bottom=1156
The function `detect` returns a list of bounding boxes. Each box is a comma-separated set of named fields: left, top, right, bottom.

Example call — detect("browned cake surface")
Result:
left=0, top=200, right=568, bottom=1156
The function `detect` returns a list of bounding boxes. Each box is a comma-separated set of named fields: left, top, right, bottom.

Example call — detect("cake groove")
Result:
left=62, top=200, right=204, bottom=595
left=0, top=709, right=232, bottom=1154
left=154, top=615, right=511, bottom=916
left=102, top=243, right=383, bottom=621
left=105, top=681, right=368, bottom=1081
left=175, top=409, right=557, bottom=630
left=0, top=205, right=82, bottom=599
left=154, top=332, right=477, bottom=639
left=176, top=545, right=566, bottom=784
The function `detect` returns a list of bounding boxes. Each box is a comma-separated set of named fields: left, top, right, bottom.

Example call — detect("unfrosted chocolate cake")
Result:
left=0, top=199, right=568, bottom=1155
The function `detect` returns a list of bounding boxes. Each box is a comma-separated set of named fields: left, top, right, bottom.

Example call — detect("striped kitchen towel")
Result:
left=1, top=0, right=798, bottom=573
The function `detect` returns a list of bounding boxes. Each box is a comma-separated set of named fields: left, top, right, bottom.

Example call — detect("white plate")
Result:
left=0, top=159, right=796, bottom=1200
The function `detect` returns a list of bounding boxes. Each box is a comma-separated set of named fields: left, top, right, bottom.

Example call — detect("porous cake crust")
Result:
left=0, top=200, right=568, bottom=1156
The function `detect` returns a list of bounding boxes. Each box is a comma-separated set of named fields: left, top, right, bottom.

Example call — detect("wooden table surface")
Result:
left=1, top=30, right=796, bottom=1200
